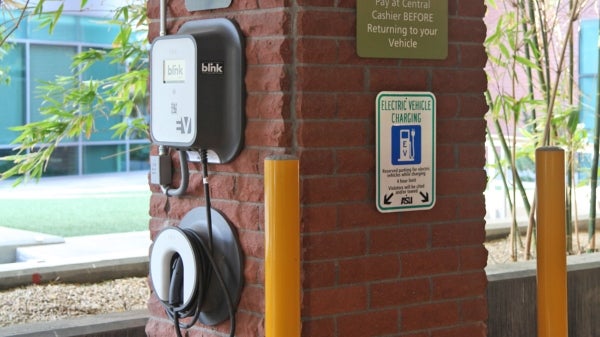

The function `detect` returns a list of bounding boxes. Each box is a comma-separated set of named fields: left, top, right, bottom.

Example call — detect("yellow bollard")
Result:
left=535, top=147, right=568, bottom=337
left=264, top=155, right=300, bottom=337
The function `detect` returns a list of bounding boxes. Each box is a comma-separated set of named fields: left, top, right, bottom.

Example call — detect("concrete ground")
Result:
left=0, top=171, right=152, bottom=289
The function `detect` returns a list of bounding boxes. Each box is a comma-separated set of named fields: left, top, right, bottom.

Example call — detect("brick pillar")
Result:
left=146, top=0, right=489, bottom=336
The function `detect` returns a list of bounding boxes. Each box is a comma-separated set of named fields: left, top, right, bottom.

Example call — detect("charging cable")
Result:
left=158, top=148, right=236, bottom=337
left=200, top=149, right=214, bottom=253
left=154, top=145, right=189, bottom=197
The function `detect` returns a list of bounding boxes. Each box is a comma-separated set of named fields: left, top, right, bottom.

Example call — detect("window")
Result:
left=579, top=19, right=599, bottom=133
left=30, top=45, right=77, bottom=122
left=0, top=44, right=25, bottom=144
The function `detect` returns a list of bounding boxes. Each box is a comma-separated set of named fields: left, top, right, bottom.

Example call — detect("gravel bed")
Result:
left=0, top=277, right=149, bottom=327
left=485, top=232, right=599, bottom=264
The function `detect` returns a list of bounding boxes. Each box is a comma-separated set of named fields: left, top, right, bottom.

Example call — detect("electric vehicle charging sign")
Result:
left=376, top=91, right=436, bottom=212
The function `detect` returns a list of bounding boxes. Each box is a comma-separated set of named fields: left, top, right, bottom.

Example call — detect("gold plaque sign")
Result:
left=357, top=0, right=448, bottom=59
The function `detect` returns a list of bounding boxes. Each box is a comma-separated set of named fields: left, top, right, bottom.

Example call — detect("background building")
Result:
left=0, top=0, right=149, bottom=176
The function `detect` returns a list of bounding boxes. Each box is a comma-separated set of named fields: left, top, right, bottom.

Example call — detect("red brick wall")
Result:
left=146, top=0, right=489, bottom=336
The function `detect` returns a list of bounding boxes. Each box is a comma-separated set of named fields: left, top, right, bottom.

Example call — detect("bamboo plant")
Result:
left=485, top=0, right=593, bottom=260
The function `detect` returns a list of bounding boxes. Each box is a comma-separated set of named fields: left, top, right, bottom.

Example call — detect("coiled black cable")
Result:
left=159, top=149, right=237, bottom=337
left=162, top=228, right=236, bottom=337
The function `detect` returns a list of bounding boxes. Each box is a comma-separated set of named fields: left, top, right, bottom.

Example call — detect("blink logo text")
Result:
left=201, top=62, right=224, bottom=74
left=167, top=64, right=183, bottom=77
left=163, top=59, right=185, bottom=83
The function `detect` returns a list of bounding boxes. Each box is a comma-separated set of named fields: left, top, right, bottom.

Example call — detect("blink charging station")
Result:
left=148, top=17, right=245, bottom=337
left=150, top=18, right=244, bottom=163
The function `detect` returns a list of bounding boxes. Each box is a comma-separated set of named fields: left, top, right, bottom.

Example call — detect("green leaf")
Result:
left=32, top=1, right=44, bottom=15
left=514, top=55, right=541, bottom=71
left=51, top=4, right=64, bottom=34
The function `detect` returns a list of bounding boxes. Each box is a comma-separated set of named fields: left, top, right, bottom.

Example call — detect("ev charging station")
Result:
left=147, top=17, right=245, bottom=337
left=149, top=18, right=244, bottom=163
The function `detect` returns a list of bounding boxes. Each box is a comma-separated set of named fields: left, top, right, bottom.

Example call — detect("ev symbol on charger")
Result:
left=391, top=125, right=421, bottom=165
left=176, top=116, right=192, bottom=134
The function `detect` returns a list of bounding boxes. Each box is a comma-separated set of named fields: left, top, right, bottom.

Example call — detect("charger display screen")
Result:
left=163, top=59, right=186, bottom=83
